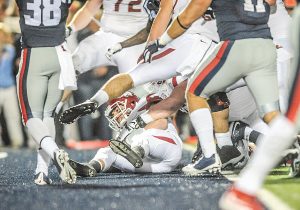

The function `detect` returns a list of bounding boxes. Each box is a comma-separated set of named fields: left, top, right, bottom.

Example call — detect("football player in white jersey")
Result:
left=59, top=3, right=220, bottom=124
left=139, top=77, right=264, bottom=170
left=66, top=0, right=149, bottom=74
left=68, top=92, right=183, bottom=176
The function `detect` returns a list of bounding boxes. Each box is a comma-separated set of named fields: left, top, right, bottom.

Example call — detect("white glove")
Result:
left=55, top=101, right=64, bottom=115
left=105, top=43, right=123, bottom=60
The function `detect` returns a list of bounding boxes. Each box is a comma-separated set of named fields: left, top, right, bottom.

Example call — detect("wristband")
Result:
left=140, top=112, right=154, bottom=124
left=159, top=32, right=173, bottom=46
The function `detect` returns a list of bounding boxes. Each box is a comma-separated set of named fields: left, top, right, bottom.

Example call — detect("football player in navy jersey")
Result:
left=15, top=0, right=76, bottom=185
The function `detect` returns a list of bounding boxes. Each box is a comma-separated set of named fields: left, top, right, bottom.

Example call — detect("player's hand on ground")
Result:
left=105, top=43, right=123, bottom=60
left=143, top=39, right=165, bottom=63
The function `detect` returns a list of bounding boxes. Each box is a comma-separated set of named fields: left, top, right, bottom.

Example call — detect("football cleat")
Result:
left=288, top=148, right=300, bottom=177
left=109, top=140, right=143, bottom=168
left=182, top=154, right=221, bottom=176
left=68, top=159, right=97, bottom=177
left=59, top=100, right=98, bottom=124
left=218, top=145, right=244, bottom=169
left=53, top=150, right=77, bottom=184
left=34, top=172, right=52, bottom=185
left=219, top=186, right=265, bottom=210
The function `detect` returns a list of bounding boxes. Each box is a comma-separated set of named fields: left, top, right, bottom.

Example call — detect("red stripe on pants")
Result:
left=18, top=49, right=28, bottom=124
left=286, top=74, right=300, bottom=122
left=153, top=135, right=176, bottom=145
left=189, top=41, right=229, bottom=94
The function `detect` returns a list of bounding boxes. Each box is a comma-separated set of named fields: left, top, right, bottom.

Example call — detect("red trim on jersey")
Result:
left=172, top=77, right=178, bottom=87
left=153, top=135, right=176, bottom=144
left=18, top=49, right=28, bottom=124
left=286, top=74, right=300, bottom=122
left=151, top=48, right=175, bottom=61
left=189, top=41, right=229, bottom=93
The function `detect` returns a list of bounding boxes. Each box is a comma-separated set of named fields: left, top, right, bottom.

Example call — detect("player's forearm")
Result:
left=163, top=0, right=211, bottom=41
left=120, top=21, right=152, bottom=48
left=68, top=0, right=102, bottom=32
left=147, top=81, right=187, bottom=120
left=147, top=0, right=173, bottom=42
left=147, top=97, right=183, bottom=119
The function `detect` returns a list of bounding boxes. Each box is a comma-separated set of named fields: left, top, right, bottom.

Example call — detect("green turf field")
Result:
left=265, top=166, right=300, bottom=210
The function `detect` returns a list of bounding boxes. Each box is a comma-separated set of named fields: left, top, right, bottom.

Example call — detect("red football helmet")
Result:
left=105, top=92, right=139, bottom=131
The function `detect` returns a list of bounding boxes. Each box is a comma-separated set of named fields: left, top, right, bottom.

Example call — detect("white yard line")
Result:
left=183, top=143, right=294, bottom=210
left=0, top=152, right=8, bottom=159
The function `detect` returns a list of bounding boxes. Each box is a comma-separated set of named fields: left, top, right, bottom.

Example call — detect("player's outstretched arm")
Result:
left=159, top=0, right=212, bottom=46
left=121, top=21, right=153, bottom=48
left=105, top=21, right=153, bottom=60
left=68, top=0, right=103, bottom=33
left=147, top=0, right=174, bottom=43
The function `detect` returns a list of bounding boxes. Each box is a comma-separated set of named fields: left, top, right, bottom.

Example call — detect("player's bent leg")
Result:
left=90, top=147, right=117, bottom=172
left=59, top=74, right=134, bottom=124
left=68, top=159, right=97, bottom=177
left=72, top=31, right=116, bottom=73
left=109, top=140, right=144, bottom=168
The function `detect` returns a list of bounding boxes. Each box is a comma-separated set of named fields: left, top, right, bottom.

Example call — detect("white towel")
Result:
left=56, top=42, right=77, bottom=90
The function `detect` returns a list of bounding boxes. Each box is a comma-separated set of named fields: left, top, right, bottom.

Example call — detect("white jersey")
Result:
left=268, top=0, right=291, bottom=40
left=100, top=0, right=149, bottom=37
left=172, top=0, right=219, bottom=42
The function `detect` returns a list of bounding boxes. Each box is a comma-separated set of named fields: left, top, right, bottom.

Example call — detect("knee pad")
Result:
left=208, top=92, right=230, bottom=112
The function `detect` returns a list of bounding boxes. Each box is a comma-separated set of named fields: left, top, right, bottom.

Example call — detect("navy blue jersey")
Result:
left=211, top=0, right=272, bottom=41
left=16, top=0, right=72, bottom=48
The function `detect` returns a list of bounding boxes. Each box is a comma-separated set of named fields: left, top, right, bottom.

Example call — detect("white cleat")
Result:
left=53, top=150, right=77, bottom=184
left=34, top=172, right=52, bottom=185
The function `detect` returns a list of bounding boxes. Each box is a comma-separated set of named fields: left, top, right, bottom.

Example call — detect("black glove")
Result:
left=142, top=39, right=165, bottom=63
left=202, top=7, right=215, bottom=21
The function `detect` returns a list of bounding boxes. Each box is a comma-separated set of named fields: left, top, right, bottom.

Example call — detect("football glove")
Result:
left=142, top=39, right=165, bottom=63
left=65, top=26, right=73, bottom=38
left=105, top=43, right=123, bottom=60
left=202, top=7, right=215, bottom=21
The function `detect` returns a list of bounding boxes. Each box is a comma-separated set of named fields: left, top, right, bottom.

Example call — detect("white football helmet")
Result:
left=105, top=92, right=139, bottom=131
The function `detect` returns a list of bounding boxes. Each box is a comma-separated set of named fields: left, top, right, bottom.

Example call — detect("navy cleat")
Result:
left=68, top=159, right=97, bottom=177
left=182, top=154, right=221, bottom=176
left=34, top=172, right=52, bottom=185
left=59, top=100, right=98, bottom=124
left=109, top=140, right=143, bottom=168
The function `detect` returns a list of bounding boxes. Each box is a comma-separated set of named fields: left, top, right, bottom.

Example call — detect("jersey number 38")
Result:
left=25, top=0, right=61, bottom=26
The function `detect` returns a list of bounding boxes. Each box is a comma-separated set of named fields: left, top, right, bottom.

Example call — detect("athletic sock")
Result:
left=190, top=108, right=216, bottom=158
left=35, top=117, right=56, bottom=175
left=40, top=136, right=59, bottom=159
left=244, top=126, right=262, bottom=144
left=91, top=89, right=109, bottom=106
left=235, top=115, right=297, bottom=195
left=35, top=149, right=50, bottom=176
left=89, top=160, right=103, bottom=173
left=215, top=132, right=233, bottom=148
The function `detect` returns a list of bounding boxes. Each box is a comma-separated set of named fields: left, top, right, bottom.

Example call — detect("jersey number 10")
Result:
left=25, top=0, right=61, bottom=26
